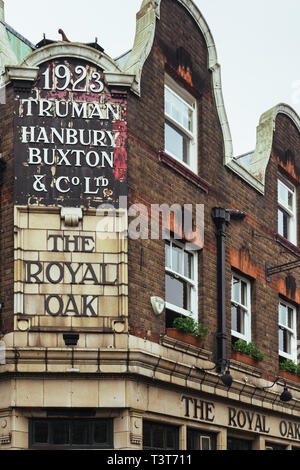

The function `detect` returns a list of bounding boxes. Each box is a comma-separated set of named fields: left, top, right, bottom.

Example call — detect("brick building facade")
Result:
left=0, top=0, right=300, bottom=450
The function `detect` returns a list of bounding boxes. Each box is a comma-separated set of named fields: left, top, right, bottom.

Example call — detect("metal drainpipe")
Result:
left=211, top=207, right=246, bottom=373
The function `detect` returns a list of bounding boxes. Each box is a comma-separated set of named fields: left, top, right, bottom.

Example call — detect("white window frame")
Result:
left=165, top=239, right=198, bottom=321
left=278, top=178, right=297, bottom=245
left=164, top=74, right=197, bottom=174
left=231, top=274, right=251, bottom=343
left=278, top=300, right=297, bottom=362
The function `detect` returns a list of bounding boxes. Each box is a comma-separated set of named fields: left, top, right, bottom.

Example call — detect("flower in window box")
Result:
left=231, top=340, right=264, bottom=367
left=278, top=360, right=300, bottom=384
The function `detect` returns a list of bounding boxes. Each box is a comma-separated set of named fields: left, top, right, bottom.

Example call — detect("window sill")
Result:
left=275, top=233, right=299, bottom=256
left=158, top=151, right=210, bottom=194
left=230, top=358, right=261, bottom=378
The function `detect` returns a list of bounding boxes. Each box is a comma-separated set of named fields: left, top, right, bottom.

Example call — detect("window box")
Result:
left=231, top=351, right=259, bottom=368
left=231, top=340, right=264, bottom=367
left=278, top=369, right=300, bottom=384
left=278, top=359, right=300, bottom=383
left=166, top=328, right=204, bottom=348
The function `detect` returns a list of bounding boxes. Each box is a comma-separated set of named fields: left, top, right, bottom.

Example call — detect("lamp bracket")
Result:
left=266, top=260, right=300, bottom=282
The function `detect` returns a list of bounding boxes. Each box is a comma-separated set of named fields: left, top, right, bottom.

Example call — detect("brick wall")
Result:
left=0, top=84, right=14, bottom=334
left=127, top=0, right=300, bottom=378
left=0, top=87, right=14, bottom=332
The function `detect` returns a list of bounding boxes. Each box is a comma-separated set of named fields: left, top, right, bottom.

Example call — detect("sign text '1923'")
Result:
left=42, top=64, right=104, bottom=93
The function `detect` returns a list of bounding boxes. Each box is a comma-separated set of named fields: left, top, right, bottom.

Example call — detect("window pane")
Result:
left=284, top=330, right=292, bottom=354
left=279, top=328, right=284, bottom=352
left=279, top=303, right=287, bottom=326
left=231, top=304, right=238, bottom=332
left=143, top=423, right=151, bottom=448
left=166, top=274, right=188, bottom=310
left=187, top=433, right=200, bottom=450
left=52, top=422, right=70, bottom=445
left=241, top=281, right=247, bottom=307
left=153, top=425, right=164, bottom=448
left=166, top=428, right=176, bottom=448
left=279, top=327, right=291, bottom=354
left=232, top=278, right=240, bottom=303
left=187, top=430, right=216, bottom=450
left=165, top=121, right=183, bottom=161
left=72, top=421, right=89, bottom=446
left=172, top=244, right=182, bottom=274
left=227, top=438, right=252, bottom=450
left=34, top=422, right=49, bottom=444
left=165, top=242, right=171, bottom=269
left=237, top=307, right=245, bottom=335
left=278, top=181, right=288, bottom=207
left=165, top=121, right=190, bottom=165
left=165, top=87, right=192, bottom=132
left=288, top=191, right=294, bottom=211
left=278, top=208, right=289, bottom=238
left=94, top=422, right=108, bottom=444
left=184, top=251, right=193, bottom=279
left=288, top=307, right=294, bottom=329
left=278, top=209, right=283, bottom=236
left=201, top=437, right=211, bottom=450
left=232, top=304, right=245, bottom=334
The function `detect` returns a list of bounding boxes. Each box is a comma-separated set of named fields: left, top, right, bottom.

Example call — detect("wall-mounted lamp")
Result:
left=195, top=360, right=233, bottom=388
left=256, top=377, right=293, bottom=403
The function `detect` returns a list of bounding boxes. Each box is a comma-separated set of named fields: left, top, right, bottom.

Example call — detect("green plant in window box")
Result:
left=172, top=315, right=208, bottom=340
left=232, top=340, right=265, bottom=362
left=279, top=359, right=299, bottom=375
left=278, top=359, right=300, bottom=383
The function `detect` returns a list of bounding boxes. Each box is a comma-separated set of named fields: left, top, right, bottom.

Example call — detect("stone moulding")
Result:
left=0, top=433, right=11, bottom=445
left=1, top=339, right=300, bottom=414
left=0, top=0, right=18, bottom=72
left=249, top=103, right=300, bottom=190
left=2, top=42, right=135, bottom=91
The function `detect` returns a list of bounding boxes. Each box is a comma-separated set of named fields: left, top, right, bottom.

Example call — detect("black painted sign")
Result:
left=14, top=58, right=127, bottom=208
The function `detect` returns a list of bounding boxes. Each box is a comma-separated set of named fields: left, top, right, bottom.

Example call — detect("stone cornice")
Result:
left=2, top=43, right=136, bottom=91
left=1, top=340, right=300, bottom=417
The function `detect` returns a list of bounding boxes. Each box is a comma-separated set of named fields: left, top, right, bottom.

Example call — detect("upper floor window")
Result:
left=231, top=274, right=251, bottom=343
left=164, top=75, right=197, bottom=173
left=278, top=179, right=296, bottom=244
left=279, top=300, right=297, bottom=362
left=165, top=239, right=198, bottom=326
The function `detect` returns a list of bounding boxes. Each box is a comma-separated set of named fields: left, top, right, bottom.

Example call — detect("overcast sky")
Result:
left=5, top=0, right=300, bottom=156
